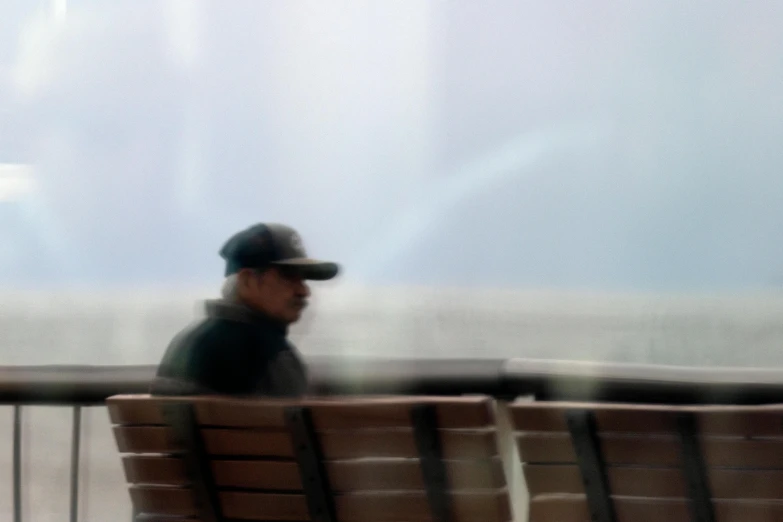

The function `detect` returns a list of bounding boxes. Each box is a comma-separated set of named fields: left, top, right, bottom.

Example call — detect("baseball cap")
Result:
left=219, top=223, right=339, bottom=280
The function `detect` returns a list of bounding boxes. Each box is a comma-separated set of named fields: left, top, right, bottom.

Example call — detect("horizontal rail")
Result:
left=2, top=357, right=783, bottom=405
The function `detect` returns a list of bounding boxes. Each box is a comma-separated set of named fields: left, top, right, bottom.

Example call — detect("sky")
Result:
left=2, top=0, right=783, bottom=291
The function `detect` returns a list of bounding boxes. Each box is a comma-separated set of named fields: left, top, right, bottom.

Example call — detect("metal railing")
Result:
left=5, top=356, right=783, bottom=522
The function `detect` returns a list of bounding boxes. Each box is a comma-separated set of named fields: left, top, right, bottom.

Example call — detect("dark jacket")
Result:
left=152, top=299, right=308, bottom=397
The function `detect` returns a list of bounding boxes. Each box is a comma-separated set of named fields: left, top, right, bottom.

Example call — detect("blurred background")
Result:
left=2, top=2, right=783, bottom=518
left=3, top=0, right=783, bottom=368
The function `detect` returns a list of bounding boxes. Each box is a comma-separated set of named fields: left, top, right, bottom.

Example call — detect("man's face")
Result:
left=240, top=267, right=310, bottom=324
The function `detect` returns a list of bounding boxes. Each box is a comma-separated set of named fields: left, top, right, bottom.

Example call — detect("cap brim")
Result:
left=272, top=259, right=340, bottom=281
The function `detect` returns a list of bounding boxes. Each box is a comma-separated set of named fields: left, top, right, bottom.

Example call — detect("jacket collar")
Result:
left=204, top=299, right=288, bottom=335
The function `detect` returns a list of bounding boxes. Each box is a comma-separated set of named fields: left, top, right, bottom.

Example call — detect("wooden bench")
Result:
left=510, top=400, right=783, bottom=522
left=108, top=395, right=511, bottom=522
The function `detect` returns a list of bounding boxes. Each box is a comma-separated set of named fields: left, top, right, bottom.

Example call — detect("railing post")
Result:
left=13, top=405, right=22, bottom=522
left=70, top=406, right=82, bottom=522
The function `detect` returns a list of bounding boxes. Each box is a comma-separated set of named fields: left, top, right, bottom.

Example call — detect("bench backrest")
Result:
left=510, top=400, right=783, bottom=522
left=109, top=394, right=510, bottom=522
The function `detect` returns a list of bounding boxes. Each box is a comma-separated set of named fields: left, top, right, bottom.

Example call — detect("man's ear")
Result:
left=235, top=269, right=255, bottom=293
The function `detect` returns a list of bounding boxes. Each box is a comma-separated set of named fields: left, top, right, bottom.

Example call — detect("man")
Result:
left=152, top=223, right=339, bottom=396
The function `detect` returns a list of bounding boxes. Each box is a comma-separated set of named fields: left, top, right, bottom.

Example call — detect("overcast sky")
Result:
left=2, top=0, right=783, bottom=291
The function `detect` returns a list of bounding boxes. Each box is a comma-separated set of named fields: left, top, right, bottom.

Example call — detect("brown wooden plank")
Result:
left=517, top=433, right=681, bottom=466
left=130, top=485, right=509, bottom=521
left=703, top=438, right=783, bottom=469
left=710, top=469, right=783, bottom=499
left=213, top=460, right=302, bottom=490
left=136, top=516, right=199, bottom=522
left=219, top=491, right=309, bottom=520
left=698, top=407, right=783, bottom=436
left=308, top=397, right=494, bottom=430
left=524, top=465, right=687, bottom=498
left=109, top=395, right=293, bottom=428
left=110, top=396, right=494, bottom=429
left=330, top=458, right=505, bottom=492
left=108, top=396, right=166, bottom=425
left=124, top=455, right=504, bottom=492
left=511, top=400, right=783, bottom=437
left=322, top=429, right=498, bottom=460
left=131, top=486, right=310, bottom=520
left=525, top=465, right=783, bottom=500
left=511, top=402, right=683, bottom=434
left=530, top=496, right=783, bottom=522
left=130, top=486, right=196, bottom=517
left=196, top=396, right=494, bottom=429
left=115, top=426, right=176, bottom=454
left=114, top=426, right=294, bottom=457
left=202, top=429, right=294, bottom=457
left=115, top=425, right=496, bottom=460
left=123, top=456, right=188, bottom=486
left=123, top=456, right=303, bottom=490
left=194, top=400, right=288, bottom=429
left=715, top=500, right=783, bottom=521
left=530, top=495, right=689, bottom=522
left=335, top=490, right=510, bottom=522
left=519, top=432, right=783, bottom=470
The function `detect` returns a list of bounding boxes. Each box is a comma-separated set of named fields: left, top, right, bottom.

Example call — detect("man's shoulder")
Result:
left=158, top=315, right=252, bottom=371
left=166, top=315, right=253, bottom=354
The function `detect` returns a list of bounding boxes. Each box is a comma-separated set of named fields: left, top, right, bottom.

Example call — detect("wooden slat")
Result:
left=123, top=456, right=303, bottom=489
left=135, top=515, right=199, bottom=522
left=517, top=433, right=680, bottom=466
left=520, top=432, right=783, bottom=469
left=524, top=465, right=687, bottom=497
left=114, top=426, right=294, bottom=457
left=203, top=429, right=294, bottom=457
left=108, top=395, right=292, bottom=428
left=715, top=500, right=783, bottom=521
left=213, top=460, right=302, bottom=490
left=710, top=469, right=783, bottom=499
left=511, top=401, right=783, bottom=437
left=329, top=458, right=505, bottom=491
left=115, top=426, right=175, bottom=454
left=194, top=400, right=288, bottom=429
left=124, top=456, right=188, bottom=486
left=698, top=408, right=783, bottom=436
left=335, top=490, right=510, bottom=522
left=321, top=429, right=498, bottom=460
left=529, top=495, right=689, bottom=522
left=130, top=486, right=196, bottom=517
left=219, top=491, right=309, bottom=520
left=125, top=455, right=504, bottom=491
left=130, top=486, right=310, bottom=520
left=530, top=495, right=783, bottom=522
left=110, top=395, right=494, bottom=429
left=108, top=397, right=166, bottom=426
left=116, top=426, right=497, bottom=460
left=131, top=487, right=509, bottom=522
left=308, top=397, right=494, bottom=430
left=511, top=402, right=683, bottom=434
left=703, top=438, right=783, bottom=469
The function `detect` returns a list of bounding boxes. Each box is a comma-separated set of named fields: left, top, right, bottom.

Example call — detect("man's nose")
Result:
left=297, top=280, right=310, bottom=297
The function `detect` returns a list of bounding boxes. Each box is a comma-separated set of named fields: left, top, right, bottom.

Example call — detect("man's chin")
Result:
left=287, top=308, right=305, bottom=323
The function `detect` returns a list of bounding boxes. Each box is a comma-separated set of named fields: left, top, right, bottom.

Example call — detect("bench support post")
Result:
left=162, top=402, right=223, bottom=522
left=411, top=404, right=452, bottom=522
left=286, top=406, right=336, bottom=522
left=566, top=410, right=617, bottom=522
left=676, top=413, right=715, bottom=522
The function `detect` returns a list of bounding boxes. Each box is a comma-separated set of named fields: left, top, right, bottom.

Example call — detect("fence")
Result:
left=4, top=356, right=783, bottom=522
